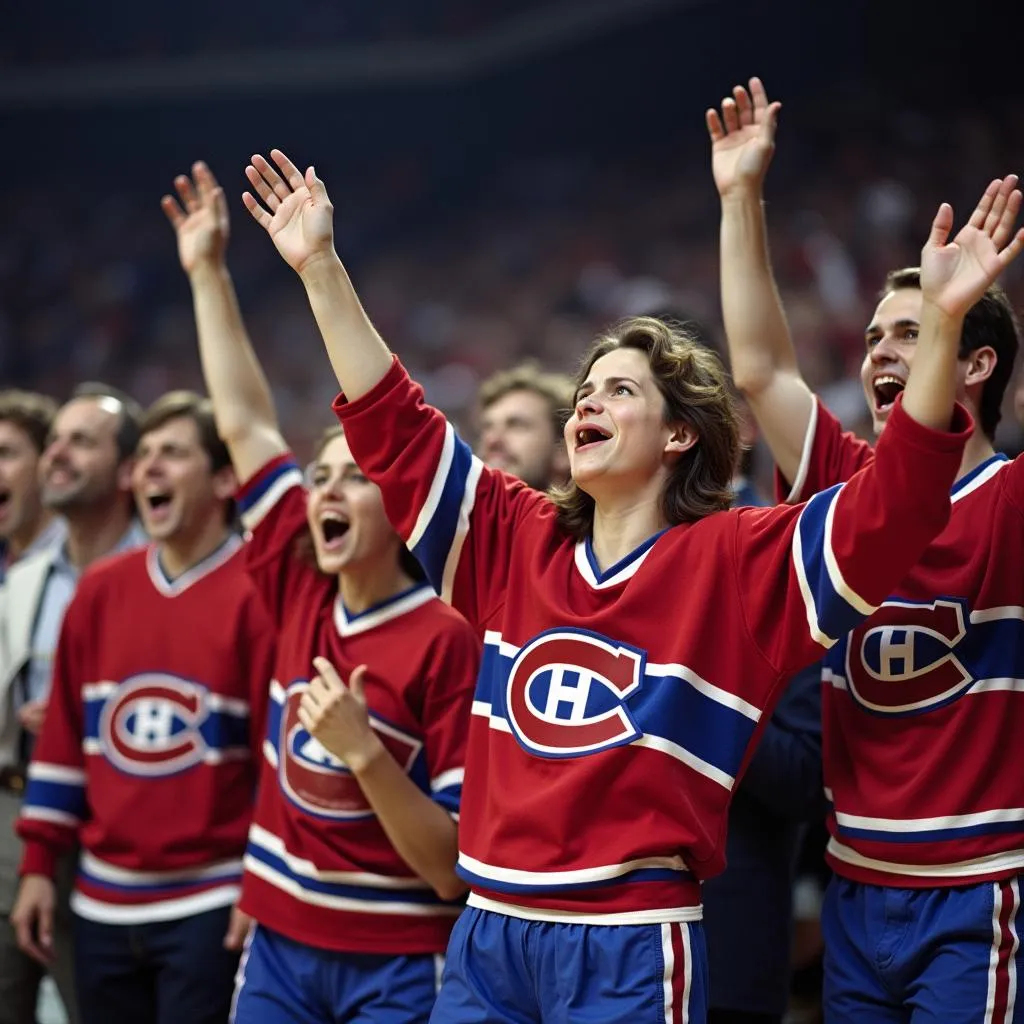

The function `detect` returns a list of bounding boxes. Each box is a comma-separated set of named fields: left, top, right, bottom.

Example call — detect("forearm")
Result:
left=189, top=261, right=279, bottom=439
left=351, top=740, right=464, bottom=901
left=298, top=253, right=394, bottom=401
left=899, top=301, right=961, bottom=431
left=720, top=191, right=800, bottom=392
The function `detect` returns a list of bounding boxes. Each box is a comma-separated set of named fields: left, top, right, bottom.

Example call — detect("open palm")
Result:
left=160, top=162, right=229, bottom=275
left=921, top=176, right=1024, bottom=318
left=706, top=77, right=780, bottom=197
left=243, top=150, right=335, bottom=274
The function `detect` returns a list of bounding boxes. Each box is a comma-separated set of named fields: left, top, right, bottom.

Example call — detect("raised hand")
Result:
left=243, top=150, right=335, bottom=275
left=921, top=175, right=1024, bottom=319
left=161, top=161, right=230, bottom=275
left=297, top=657, right=383, bottom=774
left=706, top=77, right=781, bottom=198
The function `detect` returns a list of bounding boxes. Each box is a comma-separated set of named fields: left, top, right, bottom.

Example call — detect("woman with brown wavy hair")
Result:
left=237, top=145, right=1011, bottom=1023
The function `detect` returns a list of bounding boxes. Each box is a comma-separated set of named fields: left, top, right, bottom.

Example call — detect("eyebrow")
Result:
left=865, top=318, right=920, bottom=337
left=577, top=375, right=642, bottom=397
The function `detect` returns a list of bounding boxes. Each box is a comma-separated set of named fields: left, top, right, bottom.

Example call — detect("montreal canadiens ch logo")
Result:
left=99, top=674, right=210, bottom=776
left=505, top=629, right=646, bottom=758
left=845, top=598, right=972, bottom=715
left=279, top=684, right=423, bottom=820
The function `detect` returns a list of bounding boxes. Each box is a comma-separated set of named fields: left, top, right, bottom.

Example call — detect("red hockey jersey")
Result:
left=234, top=455, right=479, bottom=955
left=18, top=538, right=273, bottom=924
left=333, top=357, right=971, bottom=925
left=778, top=397, right=1024, bottom=888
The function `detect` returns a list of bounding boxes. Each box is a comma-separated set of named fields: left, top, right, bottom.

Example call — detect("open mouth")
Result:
left=0, top=490, right=9, bottom=518
left=574, top=425, right=612, bottom=450
left=145, top=493, right=173, bottom=520
left=320, top=512, right=350, bottom=551
left=872, top=374, right=906, bottom=413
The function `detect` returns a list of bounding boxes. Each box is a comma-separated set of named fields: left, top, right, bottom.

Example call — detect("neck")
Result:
left=64, top=503, right=133, bottom=571
left=956, top=428, right=999, bottom=482
left=158, top=519, right=232, bottom=580
left=337, top=557, right=417, bottom=615
left=590, top=494, right=668, bottom=572
left=7, top=508, right=56, bottom=563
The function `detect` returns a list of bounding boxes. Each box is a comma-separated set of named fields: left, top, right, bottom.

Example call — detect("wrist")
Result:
left=297, top=249, right=343, bottom=286
left=719, top=184, right=765, bottom=208
left=920, top=297, right=965, bottom=333
left=187, top=260, right=229, bottom=287
left=346, top=732, right=386, bottom=776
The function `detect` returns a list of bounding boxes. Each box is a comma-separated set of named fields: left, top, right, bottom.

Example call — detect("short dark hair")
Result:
left=550, top=316, right=740, bottom=540
left=881, top=268, right=1021, bottom=439
left=478, top=362, right=575, bottom=441
left=0, top=389, right=58, bottom=454
left=71, top=382, right=143, bottom=461
left=139, top=391, right=231, bottom=473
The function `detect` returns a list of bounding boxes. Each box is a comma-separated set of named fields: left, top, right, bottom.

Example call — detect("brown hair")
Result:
left=478, top=362, right=575, bottom=441
left=881, top=268, right=1021, bottom=440
left=550, top=316, right=740, bottom=540
left=0, top=389, right=58, bottom=454
left=297, top=425, right=425, bottom=583
left=139, top=391, right=232, bottom=473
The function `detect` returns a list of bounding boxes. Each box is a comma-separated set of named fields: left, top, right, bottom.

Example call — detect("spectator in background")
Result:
left=12, top=390, right=274, bottom=1024
left=476, top=363, right=573, bottom=489
left=0, top=383, right=146, bottom=1024
left=0, top=391, right=66, bottom=582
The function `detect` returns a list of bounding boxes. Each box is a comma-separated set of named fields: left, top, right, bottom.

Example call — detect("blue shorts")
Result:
left=824, top=875, right=1024, bottom=1023
left=431, top=906, right=707, bottom=1023
left=230, top=924, right=444, bottom=1023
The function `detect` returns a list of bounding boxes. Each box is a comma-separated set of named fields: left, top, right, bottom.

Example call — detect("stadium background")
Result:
left=2, top=2, right=1023, bottom=1020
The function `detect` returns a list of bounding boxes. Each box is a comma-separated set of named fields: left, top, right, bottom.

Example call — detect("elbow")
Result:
left=731, top=364, right=776, bottom=399
left=432, top=872, right=468, bottom=903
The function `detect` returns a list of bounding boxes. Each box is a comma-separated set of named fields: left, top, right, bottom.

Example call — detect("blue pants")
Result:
left=824, top=876, right=1024, bottom=1022
left=73, top=905, right=239, bottom=1024
left=231, top=923, right=444, bottom=1023
left=432, top=906, right=708, bottom=1023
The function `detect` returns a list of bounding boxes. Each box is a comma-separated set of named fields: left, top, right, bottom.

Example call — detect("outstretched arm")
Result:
left=162, top=163, right=285, bottom=481
left=242, top=151, right=392, bottom=401
left=901, top=175, right=1023, bottom=430
left=709, top=77, right=814, bottom=484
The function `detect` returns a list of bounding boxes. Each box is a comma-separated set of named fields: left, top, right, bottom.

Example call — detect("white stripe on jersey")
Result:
left=791, top=511, right=836, bottom=650
left=822, top=493, right=875, bottom=615
left=828, top=838, right=1024, bottom=880
left=440, top=456, right=483, bottom=606
left=835, top=807, right=1024, bottom=835
left=408, top=421, right=456, bottom=551
left=466, top=891, right=703, bottom=926
left=457, top=849, right=689, bottom=888
left=27, top=763, right=86, bottom=785
left=71, top=884, right=239, bottom=925
left=80, top=851, right=242, bottom=886
left=240, top=468, right=303, bottom=531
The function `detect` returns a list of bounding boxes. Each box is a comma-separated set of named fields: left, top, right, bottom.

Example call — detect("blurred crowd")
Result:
left=4, top=95, right=1024, bottom=490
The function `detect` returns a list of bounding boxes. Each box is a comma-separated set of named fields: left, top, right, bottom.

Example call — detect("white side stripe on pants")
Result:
left=661, top=922, right=692, bottom=1024
left=985, top=877, right=1021, bottom=1024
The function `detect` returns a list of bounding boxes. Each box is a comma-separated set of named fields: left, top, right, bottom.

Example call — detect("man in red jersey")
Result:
left=11, top=391, right=274, bottom=1024
left=712, top=76, right=1024, bottom=1021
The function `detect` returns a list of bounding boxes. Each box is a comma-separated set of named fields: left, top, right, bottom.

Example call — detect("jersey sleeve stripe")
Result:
left=793, top=484, right=878, bottom=648
left=440, top=456, right=483, bottom=605
left=27, top=762, right=86, bottom=786
left=236, top=460, right=304, bottom=531
left=407, top=427, right=481, bottom=595
left=19, top=806, right=82, bottom=828
left=22, top=771, right=87, bottom=822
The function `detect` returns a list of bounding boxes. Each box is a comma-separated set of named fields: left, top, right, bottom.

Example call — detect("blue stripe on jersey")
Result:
left=244, top=839, right=457, bottom=907
left=478, top=635, right=759, bottom=785
left=409, top=430, right=476, bottom=593
left=432, top=785, right=462, bottom=816
left=77, top=864, right=243, bottom=896
left=456, top=863, right=692, bottom=896
left=236, top=457, right=301, bottom=517
left=835, top=817, right=1024, bottom=845
left=22, top=777, right=87, bottom=822
left=796, top=484, right=872, bottom=643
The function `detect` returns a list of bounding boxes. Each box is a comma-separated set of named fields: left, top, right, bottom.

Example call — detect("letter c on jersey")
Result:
left=505, top=629, right=645, bottom=757
left=280, top=683, right=423, bottom=820
left=845, top=598, right=972, bottom=715
left=100, top=674, right=209, bottom=776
